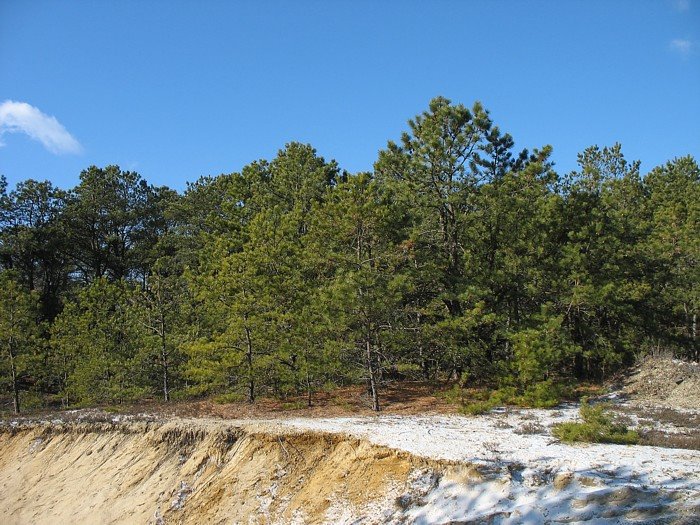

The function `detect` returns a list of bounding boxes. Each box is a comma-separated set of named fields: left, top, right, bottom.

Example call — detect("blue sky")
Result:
left=1, top=0, right=698, bottom=191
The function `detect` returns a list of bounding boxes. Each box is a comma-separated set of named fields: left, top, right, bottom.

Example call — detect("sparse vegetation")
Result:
left=517, top=381, right=566, bottom=409
left=213, top=393, right=247, bottom=405
left=281, top=400, right=307, bottom=411
left=461, top=400, right=496, bottom=416
left=515, top=422, right=546, bottom=435
left=638, top=429, right=700, bottom=450
left=446, top=381, right=570, bottom=415
left=553, top=401, right=639, bottom=445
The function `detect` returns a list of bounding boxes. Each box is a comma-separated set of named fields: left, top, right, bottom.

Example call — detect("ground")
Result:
left=0, top=356, right=698, bottom=524
left=11, top=356, right=698, bottom=450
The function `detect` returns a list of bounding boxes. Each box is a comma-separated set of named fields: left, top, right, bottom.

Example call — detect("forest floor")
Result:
left=4, top=356, right=700, bottom=448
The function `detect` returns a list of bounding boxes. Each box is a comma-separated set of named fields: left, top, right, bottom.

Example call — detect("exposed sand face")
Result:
left=0, top=419, right=428, bottom=525
left=1, top=414, right=699, bottom=524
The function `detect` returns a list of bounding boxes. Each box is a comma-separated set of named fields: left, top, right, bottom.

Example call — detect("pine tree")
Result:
left=51, top=279, right=146, bottom=406
left=0, top=272, right=41, bottom=413
left=644, top=157, right=700, bottom=359
left=309, top=173, right=409, bottom=410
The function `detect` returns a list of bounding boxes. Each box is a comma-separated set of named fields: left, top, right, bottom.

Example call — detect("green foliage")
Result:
left=489, top=386, right=518, bottom=405
left=213, top=392, right=247, bottom=404
left=184, top=144, right=340, bottom=404
left=0, top=272, right=42, bottom=414
left=557, top=145, right=655, bottom=376
left=281, top=400, right=307, bottom=411
left=444, top=381, right=565, bottom=414
left=307, top=171, right=411, bottom=411
left=553, top=401, right=639, bottom=445
left=460, top=399, right=496, bottom=416
left=62, top=165, right=163, bottom=282
left=511, top=311, right=579, bottom=387
left=51, top=279, right=148, bottom=406
left=375, top=98, right=496, bottom=377
left=517, top=380, right=565, bottom=408
left=439, top=384, right=468, bottom=405
left=642, top=157, right=699, bottom=361
left=0, top=98, right=697, bottom=411
left=0, top=180, right=68, bottom=322
left=130, top=269, right=187, bottom=402
left=19, top=390, right=46, bottom=411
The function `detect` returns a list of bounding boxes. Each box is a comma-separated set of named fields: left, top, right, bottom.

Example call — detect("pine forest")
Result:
left=1, top=97, right=698, bottom=414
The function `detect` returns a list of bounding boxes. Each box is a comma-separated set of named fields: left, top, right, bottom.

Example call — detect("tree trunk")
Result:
left=9, top=342, right=20, bottom=414
left=306, top=366, right=313, bottom=408
left=366, top=336, right=380, bottom=412
left=244, top=325, right=255, bottom=403
left=161, top=333, right=170, bottom=403
left=159, top=310, right=170, bottom=402
left=302, top=347, right=313, bottom=407
left=693, top=313, right=698, bottom=361
left=7, top=302, right=20, bottom=413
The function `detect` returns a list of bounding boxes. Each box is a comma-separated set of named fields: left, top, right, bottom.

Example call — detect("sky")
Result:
left=1, top=0, right=699, bottom=192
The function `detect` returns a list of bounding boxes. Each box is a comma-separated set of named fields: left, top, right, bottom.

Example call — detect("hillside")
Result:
left=1, top=399, right=699, bottom=524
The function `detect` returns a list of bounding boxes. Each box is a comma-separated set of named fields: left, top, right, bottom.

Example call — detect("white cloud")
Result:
left=670, top=38, right=694, bottom=56
left=672, top=0, right=690, bottom=12
left=0, top=100, right=82, bottom=154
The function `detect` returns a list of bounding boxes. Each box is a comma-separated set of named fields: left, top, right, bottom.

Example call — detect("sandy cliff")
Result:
left=1, top=413, right=698, bottom=524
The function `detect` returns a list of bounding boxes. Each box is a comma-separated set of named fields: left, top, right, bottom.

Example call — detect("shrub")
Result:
left=281, top=400, right=307, bottom=411
left=489, top=386, right=518, bottom=405
left=517, top=380, right=564, bottom=408
left=553, top=401, right=639, bottom=445
left=515, top=422, right=546, bottom=435
left=449, top=381, right=568, bottom=415
left=18, top=391, right=45, bottom=412
left=460, top=399, right=496, bottom=415
left=439, top=384, right=467, bottom=405
left=511, top=312, right=579, bottom=387
left=330, top=396, right=352, bottom=410
left=213, top=392, right=246, bottom=404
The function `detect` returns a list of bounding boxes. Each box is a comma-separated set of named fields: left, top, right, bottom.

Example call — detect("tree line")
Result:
left=1, top=97, right=697, bottom=414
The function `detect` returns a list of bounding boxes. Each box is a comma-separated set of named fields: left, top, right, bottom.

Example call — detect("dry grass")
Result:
left=611, top=404, right=700, bottom=451
left=638, top=430, right=700, bottom=450
left=514, top=422, right=546, bottom=435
